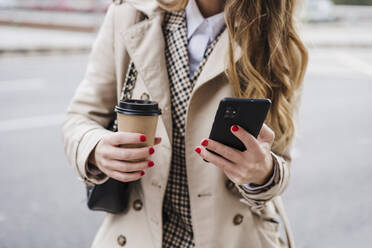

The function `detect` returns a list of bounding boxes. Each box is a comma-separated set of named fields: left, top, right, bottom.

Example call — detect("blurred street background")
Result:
left=0, top=0, right=371, bottom=247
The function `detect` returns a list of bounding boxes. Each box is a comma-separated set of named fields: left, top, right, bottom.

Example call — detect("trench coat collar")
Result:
left=120, top=10, right=242, bottom=141
left=126, top=0, right=161, bottom=18
left=120, top=12, right=173, bottom=143
left=192, top=29, right=242, bottom=94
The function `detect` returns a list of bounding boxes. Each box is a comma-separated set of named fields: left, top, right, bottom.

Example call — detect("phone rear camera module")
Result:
left=224, top=106, right=237, bottom=119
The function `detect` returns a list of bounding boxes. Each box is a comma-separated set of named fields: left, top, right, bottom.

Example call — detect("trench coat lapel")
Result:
left=120, top=13, right=173, bottom=144
left=120, top=13, right=242, bottom=143
left=192, top=29, right=242, bottom=94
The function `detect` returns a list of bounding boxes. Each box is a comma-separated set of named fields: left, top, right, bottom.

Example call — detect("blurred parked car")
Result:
left=305, top=0, right=336, bottom=22
left=9, top=0, right=110, bottom=12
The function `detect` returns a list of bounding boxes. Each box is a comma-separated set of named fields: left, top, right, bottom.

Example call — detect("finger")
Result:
left=257, top=124, right=275, bottom=144
left=200, top=138, right=242, bottom=163
left=154, top=137, right=162, bottom=145
left=231, top=125, right=261, bottom=153
left=105, top=159, right=154, bottom=173
left=107, top=132, right=147, bottom=146
left=105, top=146, right=155, bottom=161
left=107, top=170, right=144, bottom=183
left=195, top=146, right=235, bottom=171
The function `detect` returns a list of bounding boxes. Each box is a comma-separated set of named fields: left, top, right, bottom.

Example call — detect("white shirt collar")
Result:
left=185, top=0, right=225, bottom=41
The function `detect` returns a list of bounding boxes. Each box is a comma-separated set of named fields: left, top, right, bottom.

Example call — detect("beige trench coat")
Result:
left=62, top=1, right=297, bottom=247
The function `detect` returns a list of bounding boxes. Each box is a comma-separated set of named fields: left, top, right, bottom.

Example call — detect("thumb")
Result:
left=258, top=124, right=275, bottom=145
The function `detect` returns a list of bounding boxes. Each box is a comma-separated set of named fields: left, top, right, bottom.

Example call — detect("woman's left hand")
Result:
left=195, top=124, right=275, bottom=186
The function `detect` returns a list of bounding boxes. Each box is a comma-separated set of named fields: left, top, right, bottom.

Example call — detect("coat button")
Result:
left=140, top=92, right=150, bottom=100
left=226, top=180, right=239, bottom=194
left=233, top=214, right=244, bottom=225
left=133, top=199, right=143, bottom=211
left=226, top=180, right=235, bottom=190
left=117, top=235, right=127, bottom=246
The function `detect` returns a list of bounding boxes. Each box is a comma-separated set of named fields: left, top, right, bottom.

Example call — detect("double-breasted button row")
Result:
left=117, top=199, right=143, bottom=246
left=225, top=180, right=245, bottom=225
left=133, top=199, right=143, bottom=211
left=117, top=235, right=127, bottom=246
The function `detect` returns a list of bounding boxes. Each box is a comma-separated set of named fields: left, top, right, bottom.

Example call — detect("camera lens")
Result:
left=224, top=107, right=237, bottom=119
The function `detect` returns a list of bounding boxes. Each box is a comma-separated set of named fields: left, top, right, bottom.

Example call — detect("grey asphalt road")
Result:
left=0, top=47, right=371, bottom=247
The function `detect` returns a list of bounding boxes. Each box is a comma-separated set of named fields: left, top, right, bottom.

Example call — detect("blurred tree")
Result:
left=333, top=0, right=372, bottom=5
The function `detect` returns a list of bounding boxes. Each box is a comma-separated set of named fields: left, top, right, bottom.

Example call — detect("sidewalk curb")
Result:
left=0, top=46, right=91, bottom=56
left=0, top=20, right=96, bottom=33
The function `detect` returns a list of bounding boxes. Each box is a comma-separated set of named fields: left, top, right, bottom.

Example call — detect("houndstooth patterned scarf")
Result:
left=121, top=10, right=224, bottom=248
left=162, top=10, right=223, bottom=248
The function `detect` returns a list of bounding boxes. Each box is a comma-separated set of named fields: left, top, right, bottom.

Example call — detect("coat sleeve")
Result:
left=235, top=152, right=290, bottom=211
left=61, top=4, right=118, bottom=185
left=235, top=84, right=304, bottom=210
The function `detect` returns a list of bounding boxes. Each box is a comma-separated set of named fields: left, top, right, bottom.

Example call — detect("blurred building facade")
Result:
left=0, top=0, right=110, bottom=12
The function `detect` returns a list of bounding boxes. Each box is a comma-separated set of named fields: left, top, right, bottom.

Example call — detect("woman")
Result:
left=62, top=0, right=307, bottom=247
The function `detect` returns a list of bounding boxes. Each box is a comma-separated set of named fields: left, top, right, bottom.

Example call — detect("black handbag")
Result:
left=86, top=177, right=130, bottom=214
left=86, top=60, right=138, bottom=214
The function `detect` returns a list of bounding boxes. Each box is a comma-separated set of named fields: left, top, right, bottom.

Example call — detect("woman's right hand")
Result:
left=88, top=132, right=162, bottom=183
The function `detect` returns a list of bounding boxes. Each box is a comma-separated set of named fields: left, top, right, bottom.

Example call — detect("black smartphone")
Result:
left=208, top=97, right=271, bottom=152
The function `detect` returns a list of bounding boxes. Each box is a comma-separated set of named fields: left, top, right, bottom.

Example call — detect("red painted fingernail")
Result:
left=140, top=171, right=145, bottom=176
left=149, top=147, right=155, bottom=155
left=232, top=125, right=239, bottom=132
left=201, top=139, right=208, bottom=147
left=140, top=135, right=146, bottom=142
left=148, top=160, right=155, bottom=167
left=195, top=147, right=201, bottom=154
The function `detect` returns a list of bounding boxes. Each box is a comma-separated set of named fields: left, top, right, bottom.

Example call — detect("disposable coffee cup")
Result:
left=115, top=99, right=162, bottom=149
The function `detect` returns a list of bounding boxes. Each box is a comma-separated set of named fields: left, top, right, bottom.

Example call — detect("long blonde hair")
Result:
left=157, top=0, right=308, bottom=158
